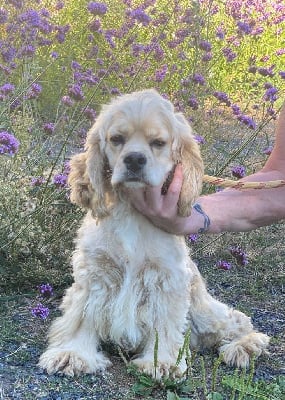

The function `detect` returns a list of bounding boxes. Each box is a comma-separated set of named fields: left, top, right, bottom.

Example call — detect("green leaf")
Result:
left=167, top=391, right=181, bottom=400
left=207, top=392, right=224, bottom=400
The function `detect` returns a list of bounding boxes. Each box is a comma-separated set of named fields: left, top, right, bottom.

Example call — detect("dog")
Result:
left=39, top=89, right=269, bottom=379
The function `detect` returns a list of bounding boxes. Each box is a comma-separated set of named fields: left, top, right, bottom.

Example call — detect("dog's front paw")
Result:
left=219, top=332, right=270, bottom=368
left=39, top=348, right=112, bottom=376
left=131, top=357, right=186, bottom=380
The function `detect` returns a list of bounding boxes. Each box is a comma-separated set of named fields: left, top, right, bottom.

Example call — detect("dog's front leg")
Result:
left=38, top=283, right=111, bottom=376
left=131, top=328, right=188, bottom=380
left=130, top=269, right=190, bottom=381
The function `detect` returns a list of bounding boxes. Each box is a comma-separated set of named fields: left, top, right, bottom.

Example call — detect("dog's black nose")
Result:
left=124, top=152, right=147, bottom=172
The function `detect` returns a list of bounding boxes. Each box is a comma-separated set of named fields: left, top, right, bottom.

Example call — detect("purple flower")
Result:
left=61, top=95, right=74, bottom=106
left=258, top=67, right=274, bottom=77
left=129, top=8, right=151, bottom=26
left=20, top=44, right=36, bottom=57
left=31, top=176, right=46, bottom=186
left=56, top=24, right=70, bottom=43
left=26, top=83, right=42, bottom=100
left=222, top=47, right=237, bottom=62
left=248, top=65, right=257, bottom=74
left=217, top=260, right=232, bottom=270
left=43, top=122, right=55, bottom=134
left=0, top=8, right=8, bottom=24
left=87, top=1, right=108, bottom=15
left=68, top=84, right=85, bottom=101
left=192, top=73, right=206, bottom=85
left=194, top=135, right=205, bottom=144
left=53, top=173, right=68, bottom=188
left=279, top=71, right=285, bottom=79
left=202, top=52, right=212, bottom=62
left=213, top=91, right=231, bottom=106
left=263, top=87, right=278, bottom=102
left=263, top=146, right=273, bottom=155
left=155, top=64, right=168, bottom=82
left=216, top=25, right=225, bottom=39
left=237, top=114, right=256, bottom=129
left=6, top=0, right=23, bottom=9
left=188, top=95, right=199, bottom=110
left=231, top=165, right=246, bottom=179
left=31, top=303, right=49, bottom=320
left=0, top=83, right=15, bottom=95
left=237, top=21, right=252, bottom=35
left=188, top=234, right=199, bottom=243
left=0, top=131, right=20, bottom=155
left=63, top=160, right=71, bottom=174
left=83, top=107, right=97, bottom=121
left=71, top=60, right=82, bottom=70
left=231, top=104, right=241, bottom=115
left=89, top=18, right=101, bottom=32
left=198, top=40, right=212, bottom=52
left=37, top=283, right=54, bottom=299
left=229, top=245, right=248, bottom=266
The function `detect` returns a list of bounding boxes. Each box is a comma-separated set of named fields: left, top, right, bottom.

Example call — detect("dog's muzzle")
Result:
left=123, top=152, right=147, bottom=181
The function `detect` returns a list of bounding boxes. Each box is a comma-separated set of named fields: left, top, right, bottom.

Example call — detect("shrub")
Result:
left=0, top=0, right=284, bottom=291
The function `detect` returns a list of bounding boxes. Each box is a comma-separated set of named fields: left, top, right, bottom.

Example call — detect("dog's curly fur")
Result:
left=39, top=89, right=269, bottom=379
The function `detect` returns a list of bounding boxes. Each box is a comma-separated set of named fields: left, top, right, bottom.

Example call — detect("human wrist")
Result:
left=192, top=203, right=211, bottom=233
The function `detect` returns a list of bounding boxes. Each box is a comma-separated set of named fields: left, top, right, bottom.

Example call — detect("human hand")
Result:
left=127, top=164, right=194, bottom=234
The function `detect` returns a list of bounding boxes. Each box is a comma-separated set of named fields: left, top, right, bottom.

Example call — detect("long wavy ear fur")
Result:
left=173, top=113, right=204, bottom=217
left=68, top=122, right=111, bottom=219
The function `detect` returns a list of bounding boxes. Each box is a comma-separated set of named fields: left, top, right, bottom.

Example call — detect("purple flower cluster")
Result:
left=0, top=3, right=70, bottom=72
left=213, top=91, right=231, bottom=106
left=263, top=146, right=273, bottom=155
left=43, top=122, right=55, bottom=135
left=188, top=234, right=199, bottom=243
left=129, top=7, right=151, bottom=26
left=38, top=283, right=54, bottom=298
left=31, top=303, right=50, bottom=320
left=217, top=260, right=232, bottom=270
left=229, top=245, right=248, bottom=266
left=0, top=131, right=20, bottom=155
left=25, top=83, right=42, bottom=100
left=263, top=86, right=278, bottom=103
left=31, top=283, right=54, bottom=320
left=87, top=2, right=108, bottom=16
left=31, top=176, right=46, bottom=186
left=194, top=135, right=206, bottom=145
left=231, top=165, right=246, bottom=179
left=0, top=0, right=283, bottom=169
left=53, top=173, right=68, bottom=188
left=155, top=64, right=168, bottom=82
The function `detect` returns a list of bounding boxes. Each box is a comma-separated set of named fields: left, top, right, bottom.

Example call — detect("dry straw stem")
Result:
left=203, top=174, right=285, bottom=190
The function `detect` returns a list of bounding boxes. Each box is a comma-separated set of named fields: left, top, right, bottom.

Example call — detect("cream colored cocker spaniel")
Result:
left=39, top=89, right=269, bottom=379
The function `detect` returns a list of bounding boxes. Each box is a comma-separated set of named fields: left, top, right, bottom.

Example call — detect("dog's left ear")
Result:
left=173, top=113, right=204, bottom=217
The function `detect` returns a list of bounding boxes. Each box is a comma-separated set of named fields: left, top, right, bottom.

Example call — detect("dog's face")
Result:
left=68, top=89, right=204, bottom=219
left=104, top=107, right=174, bottom=188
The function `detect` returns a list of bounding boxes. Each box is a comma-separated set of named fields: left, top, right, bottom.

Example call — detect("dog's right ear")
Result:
left=68, top=123, right=110, bottom=219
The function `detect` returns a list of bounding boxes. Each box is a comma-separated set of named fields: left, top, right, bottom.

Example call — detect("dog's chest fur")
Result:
left=74, top=204, right=192, bottom=351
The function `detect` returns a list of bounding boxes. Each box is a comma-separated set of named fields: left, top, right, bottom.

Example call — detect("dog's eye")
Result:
left=110, top=134, right=125, bottom=146
left=150, top=139, right=166, bottom=148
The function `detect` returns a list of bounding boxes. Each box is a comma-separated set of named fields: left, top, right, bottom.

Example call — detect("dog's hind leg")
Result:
left=188, top=271, right=269, bottom=368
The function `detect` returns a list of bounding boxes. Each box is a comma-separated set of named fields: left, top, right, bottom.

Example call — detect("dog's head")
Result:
left=68, top=89, right=204, bottom=219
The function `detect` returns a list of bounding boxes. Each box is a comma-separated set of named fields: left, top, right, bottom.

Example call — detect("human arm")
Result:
left=127, top=104, right=285, bottom=235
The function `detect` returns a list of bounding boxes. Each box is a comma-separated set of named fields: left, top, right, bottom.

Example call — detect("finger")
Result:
left=163, top=164, right=183, bottom=206
left=126, top=187, right=147, bottom=210
left=143, top=184, right=164, bottom=210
